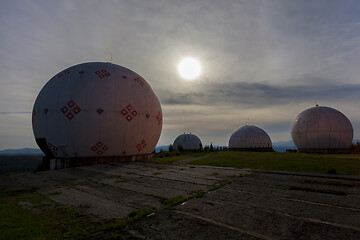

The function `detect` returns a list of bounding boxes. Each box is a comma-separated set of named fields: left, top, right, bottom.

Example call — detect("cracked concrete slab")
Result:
left=1, top=162, right=359, bottom=239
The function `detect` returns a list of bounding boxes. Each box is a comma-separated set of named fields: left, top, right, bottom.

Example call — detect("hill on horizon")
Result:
left=0, top=148, right=44, bottom=155
left=2, top=139, right=359, bottom=155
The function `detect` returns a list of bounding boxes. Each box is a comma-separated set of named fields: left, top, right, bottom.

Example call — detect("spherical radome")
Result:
left=291, top=106, right=353, bottom=152
left=173, top=133, right=202, bottom=151
left=32, top=62, right=162, bottom=158
left=229, top=125, right=272, bottom=150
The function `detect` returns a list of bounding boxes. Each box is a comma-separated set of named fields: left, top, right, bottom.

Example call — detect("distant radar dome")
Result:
left=32, top=62, right=162, bottom=165
left=291, top=106, right=353, bottom=153
left=173, top=133, right=202, bottom=151
left=229, top=125, right=273, bottom=151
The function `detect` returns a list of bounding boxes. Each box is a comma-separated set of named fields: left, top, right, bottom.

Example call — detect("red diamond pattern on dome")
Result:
left=47, top=142, right=58, bottom=156
left=66, top=112, right=75, bottom=120
left=95, top=69, right=111, bottom=79
left=91, top=141, right=109, bottom=156
left=57, top=69, right=70, bottom=79
left=121, top=108, right=128, bottom=116
left=61, top=106, right=69, bottom=114
left=156, top=111, right=162, bottom=125
left=73, top=106, right=81, bottom=114
left=121, top=104, right=137, bottom=122
left=68, top=100, right=76, bottom=107
left=102, top=145, right=109, bottom=151
left=136, top=139, right=147, bottom=152
left=61, top=100, right=81, bottom=120
left=134, top=77, right=145, bottom=87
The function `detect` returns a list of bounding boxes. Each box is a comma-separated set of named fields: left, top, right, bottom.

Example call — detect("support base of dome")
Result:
left=229, top=147, right=274, bottom=152
left=39, top=154, right=154, bottom=171
left=298, top=148, right=350, bottom=154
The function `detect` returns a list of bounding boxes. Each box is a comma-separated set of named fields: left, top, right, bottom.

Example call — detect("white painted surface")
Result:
left=32, top=62, right=162, bottom=157
left=229, top=125, right=272, bottom=149
left=173, top=133, right=202, bottom=150
left=291, top=106, right=353, bottom=150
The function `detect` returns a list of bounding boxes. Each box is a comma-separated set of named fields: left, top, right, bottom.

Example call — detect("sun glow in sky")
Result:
left=177, top=57, right=202, bottom=80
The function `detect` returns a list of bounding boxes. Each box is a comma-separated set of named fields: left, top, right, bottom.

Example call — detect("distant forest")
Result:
left=350, top=143, right=360, bottom=153
left=0, top=155, right=43, bottom=175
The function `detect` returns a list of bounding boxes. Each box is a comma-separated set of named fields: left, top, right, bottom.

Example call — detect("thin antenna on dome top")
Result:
left=315, top=100, right=319, bottom=107
left=110, top=53, right=112, bottom=62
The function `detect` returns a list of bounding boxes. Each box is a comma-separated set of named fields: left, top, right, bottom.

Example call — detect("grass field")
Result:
left=153, top=152, right=207, bottom=164
left=154, top=151, right=360, bottom=176
left=0, top=189, right=157, bottom=239
left=0, top=190, right=95, bottom=240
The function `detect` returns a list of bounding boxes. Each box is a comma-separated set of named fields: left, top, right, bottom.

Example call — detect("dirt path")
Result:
left=172, top=155, right=207, bottom=165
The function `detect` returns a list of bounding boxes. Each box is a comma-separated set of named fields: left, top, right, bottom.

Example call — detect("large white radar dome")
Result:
left=291, top=106, right=353, bottom=153
left=229, top=125, right=273, bottom=151
left=32, top=62, right=162, bottom=163
left=173, top=133, right=202, bottom=151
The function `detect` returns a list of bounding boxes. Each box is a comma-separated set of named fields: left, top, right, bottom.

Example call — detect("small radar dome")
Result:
left=229, top=125, right=273, bottom=151
left=173, top=133, right=202, bottom=151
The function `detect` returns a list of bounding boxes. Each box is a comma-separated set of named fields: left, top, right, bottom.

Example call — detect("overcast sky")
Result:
left=1, top=0, right=360, bottom=150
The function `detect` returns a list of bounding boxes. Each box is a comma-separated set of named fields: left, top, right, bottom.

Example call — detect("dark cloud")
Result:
left=159, top=82, right=360, bottom=108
